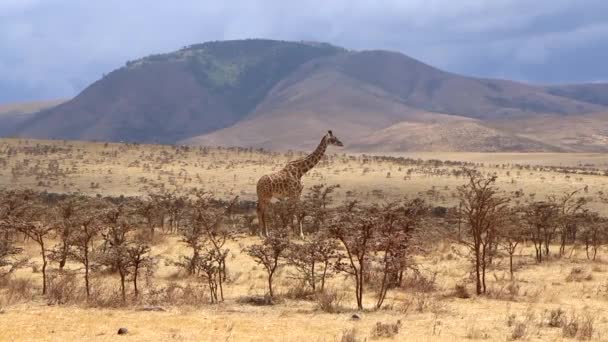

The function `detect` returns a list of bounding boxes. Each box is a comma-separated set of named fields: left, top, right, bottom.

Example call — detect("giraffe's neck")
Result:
left=288, top=136, right=329, bottom=178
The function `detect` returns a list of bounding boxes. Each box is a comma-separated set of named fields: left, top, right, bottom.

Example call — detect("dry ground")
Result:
left=3, top=237, right=608, bottom=341
left=2, top=138, right=608, bottom=341
left=2, top=138, right=608, bottom=210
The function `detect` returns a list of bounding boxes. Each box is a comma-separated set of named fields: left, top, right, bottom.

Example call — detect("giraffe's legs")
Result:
left=257, top=198, right=270, bottom=237
left=289, top=192, right=304, bottom=239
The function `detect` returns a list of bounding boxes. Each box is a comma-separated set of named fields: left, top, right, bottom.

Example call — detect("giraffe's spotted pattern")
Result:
left=256, top=131, right=343, bottom=236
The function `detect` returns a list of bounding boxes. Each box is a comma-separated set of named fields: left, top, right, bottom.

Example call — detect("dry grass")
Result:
left=2, top=138, right=608, bottom=340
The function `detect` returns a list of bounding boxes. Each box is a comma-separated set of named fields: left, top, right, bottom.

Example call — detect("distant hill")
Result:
left=9, top=39, right=608, bottom=151
left=0, top=99, right=66, bottom=136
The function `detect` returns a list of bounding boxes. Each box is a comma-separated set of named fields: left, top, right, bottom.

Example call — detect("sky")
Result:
left=1, top=0, right=608, bottom=103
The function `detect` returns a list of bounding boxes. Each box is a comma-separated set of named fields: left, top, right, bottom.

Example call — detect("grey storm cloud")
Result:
left=1, top=0, right=608, bottom=102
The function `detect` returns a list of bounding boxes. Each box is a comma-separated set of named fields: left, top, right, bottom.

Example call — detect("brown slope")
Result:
left=330, top=51, right=605, bottom=119
left=15, top=62, right=235, bottom=143
left=183, top=65, right=559, bottom=152
left=15, top=39, right=344, bottom=143
left=350, top=118, right=561, bottom=152
left=545, top=83, right=608, bottom=107
left=182, top=69, right=414, bottom=149
left=183, top=50, right=603, bottom=151
left=489, top=111, right=608, bottom=152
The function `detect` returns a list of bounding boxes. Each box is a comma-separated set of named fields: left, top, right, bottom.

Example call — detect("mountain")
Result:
left=15, top=40, right=344, bottom=143
left=9, top=39, right=608, bottom=151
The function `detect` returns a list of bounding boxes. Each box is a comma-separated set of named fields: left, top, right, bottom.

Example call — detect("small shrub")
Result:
left=316, top=289, right=345, bottom=313
left=465, top=326, right=489, bottom=339
left=510, top=322, right=526, bottom=340
left=562, top=314, right=579, bottom=338
left=46, top=272, right=84, bottom=305
left=370, top=320, right=401, bottom=338
left=578, top=313, right=594, bottom=340
left=453, top=284, right=470, bottom=299
left=1, top=278, right=36, bottom=305
left=402, top=272, right=437, bottom=293
left=236, top=294, right=276, bottom=306
left=284, top=283, right=315, bottom=301
left=546, top=308, right=565, bottom=328
left=566, top=267, right=592, bottom=282
left=340, top=328, right=362, bottom=342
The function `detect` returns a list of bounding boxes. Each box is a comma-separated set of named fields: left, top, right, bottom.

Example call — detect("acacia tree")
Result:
left=125, top=241, right=152, bottom=298
left=498, top=208, right=525, bottom=279
left=99, top=202, right=135, bottom=302
left=577, top=210, right=605, bottom=261
left=0, top=190, right=32, bottom=280
left=374, top=199, right=428, bottom=308
left=176, top=191, right=233, bottom=301
left=329, top=203, right=376, bottom=310
left=554, top=190, right=588, bottom=256
left=68, top=201, right=103, bottom=298
left=51, top=195, right=86, bottom=270
left=0, top=239, right=27, bottom=280
left=245, top=231, right=290, bottom=300
left=523, top=202, right=558, bottom=263
left=134, top=195, right=162, bottom=239
left=457, top=170, right=509, bottom=295
left=285, top=233, right=338, bottom=292
left=17, top=218, right=54, bottom=295
left=303, top=184, right=340, bottom=233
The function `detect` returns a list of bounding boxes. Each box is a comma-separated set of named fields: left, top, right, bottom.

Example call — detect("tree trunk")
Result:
left=268, top=271, right=274, bottom=298
left=474, top=242, right=482, bottom=295
left=119, top=269, right=126, bottom=303
left=40, top=241, right=47, bottom=295
left=84, top=248, right=90, bottom=298
left=133, top=266, right=139, bottom=298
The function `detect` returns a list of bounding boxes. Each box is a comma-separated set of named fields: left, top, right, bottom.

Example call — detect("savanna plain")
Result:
left=2, top=138, right=608, bottom=341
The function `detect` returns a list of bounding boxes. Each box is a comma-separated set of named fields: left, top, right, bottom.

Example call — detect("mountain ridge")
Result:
left=6, top=39, right=608, bottom=151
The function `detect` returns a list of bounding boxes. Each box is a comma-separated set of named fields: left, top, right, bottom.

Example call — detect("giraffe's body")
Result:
left=257, top=131, right=343, bottom=236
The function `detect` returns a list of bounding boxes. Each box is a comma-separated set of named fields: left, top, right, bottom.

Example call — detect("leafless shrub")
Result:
left=0, top=239, right=27, bottom=280
left=370, top=320, right=401, bottom=339
left=236, top=294, right=276, bottom=306
left=465, top=326, right=489, bottom=339
left=578, top=313, right=595, bottom=340
left=340, top=328, right=362, bottom=342
left=283, top=282, right=315, bottom=301
left=285, top=233, right=338, bottom=292
left=85, top=284, right=128, bottom=308
left=0, top=278, right=36, bottom=305
left=457, top=169, right=509, bottom=295
left=562, top=312, right=595, bottom=340
left=546, top=308, right=566, bottom=327
left=510, top=322, right=527, bottom=340
left=315, top=288, right=346, bottom=313
left=142, top=282, right=208, bottom=307
left=566, top=267, right=592, bottom=282
left=244, top=231, right=290, bottom=299
left=45, top=271, right=85, bottom=305
left=453, top=283, right=471, bottom=299
left=562, top=313, right=579, bottom=338
left=401, top=271, right=436, bottom=293
left=487, top=281, right=520, bottom=301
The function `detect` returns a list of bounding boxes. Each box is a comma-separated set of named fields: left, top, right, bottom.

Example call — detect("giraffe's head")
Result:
left=326, top=130, right=344, bottom=147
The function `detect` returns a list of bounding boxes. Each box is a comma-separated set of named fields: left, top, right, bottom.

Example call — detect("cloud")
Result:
left=1, top=0, right=607, bottom=102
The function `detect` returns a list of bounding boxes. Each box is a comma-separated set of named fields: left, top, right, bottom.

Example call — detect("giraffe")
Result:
left=256, top=130, right=343, bottom=237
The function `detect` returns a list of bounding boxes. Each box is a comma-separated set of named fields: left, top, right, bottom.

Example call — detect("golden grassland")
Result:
left=4, top=237, right=608, bottom=341
left=2, top=138, right=608, bottom=341
left=2, top=138, right=608, bottom=209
